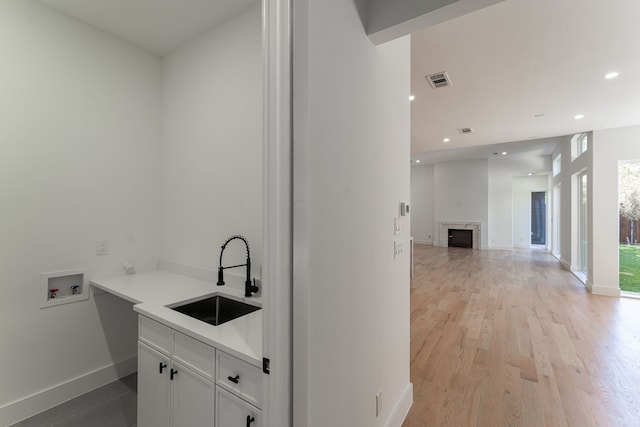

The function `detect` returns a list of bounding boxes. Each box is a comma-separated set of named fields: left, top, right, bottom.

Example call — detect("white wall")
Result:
left=410, top=164, right=434, bottom=244
left=293, top=0, right=412, bottom=424
left=591, top=125, right=640, bottom=296
left=433, top=159, right=489, bottom=248
left=512, top=175, right=549, bottom=248
left=488, top=156, right=550, bottom=249
left=160, top=3, right=263, bottom=290
left=0, top=0, right=161, bottom=423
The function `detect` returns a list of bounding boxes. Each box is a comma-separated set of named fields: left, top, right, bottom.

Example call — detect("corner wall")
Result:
left=0, top=1, right=161, bottom=423
left=160, top=3, right=263, bottom=290
left=293, top=0, right=412, bottom=424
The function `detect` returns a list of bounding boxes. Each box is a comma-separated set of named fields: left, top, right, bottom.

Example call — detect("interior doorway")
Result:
left=531, top=191, right=546, bottom=245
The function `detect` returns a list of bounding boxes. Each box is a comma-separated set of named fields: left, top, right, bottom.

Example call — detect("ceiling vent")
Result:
left=458, top=127, right=474, bottom=135
left=425, top=71, right=452, bottom=89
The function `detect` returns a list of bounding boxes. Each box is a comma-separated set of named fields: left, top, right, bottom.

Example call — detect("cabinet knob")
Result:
left=170, top=368, right=178, bottom=380
left=246, top=415, right=255, bottom=426
left=159, top=362, right=167, bottom=374
left=228, top=375, right=240, bottom=384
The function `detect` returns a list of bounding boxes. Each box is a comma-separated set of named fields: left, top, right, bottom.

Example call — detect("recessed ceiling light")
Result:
left=409, top=95, right=415, bottom=101
left=575, top=114, right=584, bottom=120
left=501, top=152, right=507, bottom=155
left=605, top=72, right=619, bottom=79
left=528, top=172, right=533, bottom=176
left=415, top=160, right=421, bottom=163
left=443, top=138, right=450, bottom=142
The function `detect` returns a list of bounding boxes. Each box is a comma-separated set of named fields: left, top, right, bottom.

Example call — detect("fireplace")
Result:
left=448, top=229, right=473, bottom=248
left=438, top=221, right=481, bottom=249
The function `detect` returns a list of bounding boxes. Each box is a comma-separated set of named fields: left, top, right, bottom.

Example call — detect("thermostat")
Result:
left=400, top=201, right=410, bottom=216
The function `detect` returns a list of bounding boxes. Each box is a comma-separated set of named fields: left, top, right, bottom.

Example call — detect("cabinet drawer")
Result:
left=216, top=351, right=262, bottom=408
left=139, top=316, right=172, bottom=355
left=216, top=387, right=261, bottom=427
left=173, top=331, right=215, bottom=380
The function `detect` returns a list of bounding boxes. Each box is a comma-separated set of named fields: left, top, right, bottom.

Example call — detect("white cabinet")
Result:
left=137, top=316, right=262, bottom=427
left=137, top=342, right=170, bottom=427
left=216, top=387, right=262, bottom=427
left=171, top=359, right=215, bottom=426
left=138, top=317, right=215, bottom=427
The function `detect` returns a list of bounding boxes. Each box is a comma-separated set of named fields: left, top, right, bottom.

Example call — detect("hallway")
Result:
left=403, top=245, right=640, bottom=426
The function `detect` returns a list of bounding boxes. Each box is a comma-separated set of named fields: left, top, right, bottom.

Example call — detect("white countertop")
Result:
left=90, top=270, right=263, bottom=368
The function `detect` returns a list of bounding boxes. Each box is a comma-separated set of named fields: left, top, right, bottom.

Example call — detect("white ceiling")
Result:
left=37, top=0, right=257, bottom=55
left=411, top=0, right=640, bottom=161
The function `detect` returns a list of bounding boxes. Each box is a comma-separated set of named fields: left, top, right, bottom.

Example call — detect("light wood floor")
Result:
left=402, top=245, right=640, bottom=427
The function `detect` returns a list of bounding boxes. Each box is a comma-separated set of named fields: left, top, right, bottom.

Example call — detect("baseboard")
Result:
left=0, top=355, right=136, bottom=426
left=591, top=286, right=621, bottom=297
left=559, top=258, right=571, bottom=271
left=385, top=382, right=413, bottom=427
left=489, top=245, right=513, bottom=251
left=413, top=240, right=431, bottom=245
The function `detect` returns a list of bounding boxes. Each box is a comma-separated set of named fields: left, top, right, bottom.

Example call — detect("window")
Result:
left=571, top=133, right=588, bottom=160
left=577, top=171, right=588, bottom=276
left=552, top=154, right=562, bottom=176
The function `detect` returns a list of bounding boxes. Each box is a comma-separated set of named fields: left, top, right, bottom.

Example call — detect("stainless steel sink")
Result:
left=170, top=295, right=260, bottom=326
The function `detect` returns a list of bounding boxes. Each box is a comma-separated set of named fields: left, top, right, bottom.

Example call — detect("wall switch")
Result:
left=96, top=239, right=109, bottom=256
left=394, top=241, right=404, bottom=258
left=376, top=390, right=383, bottom=417
left=394, top=217, right=401, bottom=235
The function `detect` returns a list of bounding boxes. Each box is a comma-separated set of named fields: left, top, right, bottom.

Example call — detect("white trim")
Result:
left=591, top=286, right=621, bottom=297
left=262, top=0, right=292, bottom=426
left=412, top=239, right=431, bottom=245
left=384, top=383, right=413, bottom=427
left=621, top=290, right=640, bottom=299
left=0, top=356, right=136, bottom=426
left=489, top=245, right=514, bottom=251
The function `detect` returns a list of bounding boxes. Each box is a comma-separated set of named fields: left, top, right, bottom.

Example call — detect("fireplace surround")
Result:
left=438, top=221, right=481, bottom=249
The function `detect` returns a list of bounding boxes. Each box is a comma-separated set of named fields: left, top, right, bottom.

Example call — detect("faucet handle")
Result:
left=245, top=277, right=260, bottom=297
left=217, top=266, right=225, bottom=286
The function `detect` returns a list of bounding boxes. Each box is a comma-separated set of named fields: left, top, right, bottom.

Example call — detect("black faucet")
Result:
left=217, top=235, right=259, bottom=297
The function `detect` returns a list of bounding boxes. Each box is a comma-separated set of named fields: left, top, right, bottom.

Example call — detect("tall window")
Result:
left=553, top=154, right=562, bottom=176
left=578, top=171, right=588, bottom=275
left=572, top=133, right=588, bottom=160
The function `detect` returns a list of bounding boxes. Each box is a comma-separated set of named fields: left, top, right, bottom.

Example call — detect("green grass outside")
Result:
left=619, top=244, right=640, bottom=292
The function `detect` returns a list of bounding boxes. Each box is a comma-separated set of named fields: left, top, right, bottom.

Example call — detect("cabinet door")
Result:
left=171, top=360, right=215, bottom=427
left=216, top=387, right=262, bottom=427
left=138, top=342, right=171, bottom=427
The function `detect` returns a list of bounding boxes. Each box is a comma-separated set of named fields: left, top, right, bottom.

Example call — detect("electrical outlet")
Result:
left=96, top=239, right=109, bottom=256
left=376, top=390, right=383, bottom=417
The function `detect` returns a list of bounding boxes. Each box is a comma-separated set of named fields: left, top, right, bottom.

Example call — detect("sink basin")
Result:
left=170, top=295, right=260, bottom=326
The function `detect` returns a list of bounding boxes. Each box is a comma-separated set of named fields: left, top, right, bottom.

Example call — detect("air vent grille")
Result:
left=425, top=71, right=452, bottom=89
left=458, top=127, right=474, bottom=135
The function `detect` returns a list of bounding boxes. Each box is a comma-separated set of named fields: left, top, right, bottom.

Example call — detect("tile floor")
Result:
left=10, top=374, right=137, bottom=427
